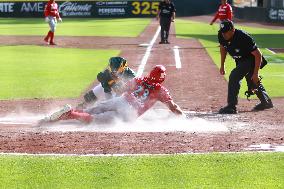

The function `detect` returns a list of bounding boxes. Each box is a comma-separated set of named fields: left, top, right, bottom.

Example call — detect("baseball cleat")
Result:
left=49, top=42, right=57, bottom=45
left=218, top=105, right=237, bottom=114
left=253, top=100, right=273, bottom=111
left=37, top=104, right=72, bottom=126
left=49, top=104, right=72, bottom=121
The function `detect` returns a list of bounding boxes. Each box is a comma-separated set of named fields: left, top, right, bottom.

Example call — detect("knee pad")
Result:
left=84, top=90, right=97, bottom=103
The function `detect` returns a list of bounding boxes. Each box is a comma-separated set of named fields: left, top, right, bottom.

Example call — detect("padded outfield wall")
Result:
left=0, top=0, right=220, bottom=18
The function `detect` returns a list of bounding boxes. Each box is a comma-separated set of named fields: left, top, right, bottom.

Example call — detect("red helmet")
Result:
left=148, top=65, right=166, bottom=83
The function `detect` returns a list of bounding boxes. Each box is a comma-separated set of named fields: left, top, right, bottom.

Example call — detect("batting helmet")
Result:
left=148, top=65, right=166, bottom=83
left=109, top=57, right=127, bottom=74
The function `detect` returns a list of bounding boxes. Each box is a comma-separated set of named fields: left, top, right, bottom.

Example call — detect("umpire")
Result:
left=218, top=20, right=273, bottom=114
left=157, top=0, right=176, bottom=44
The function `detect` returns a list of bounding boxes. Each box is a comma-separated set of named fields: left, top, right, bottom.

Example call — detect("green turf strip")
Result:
left=175, top=19, right=284, bottom=98
left=0, top=153, right=283, bottom=188
left=0, top=18, right=151, bottom=37
left=0, top=45, right=119, bottom=99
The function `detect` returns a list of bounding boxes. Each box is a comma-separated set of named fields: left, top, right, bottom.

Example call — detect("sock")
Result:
left=44, top=31, right=52, bottom=40
left=67, top=109, right=93, bottom=123
left=50, top=31, right=54, bottom=43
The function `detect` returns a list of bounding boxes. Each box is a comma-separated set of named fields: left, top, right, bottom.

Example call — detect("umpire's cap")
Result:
left=219, top=20, right=234, bottom=33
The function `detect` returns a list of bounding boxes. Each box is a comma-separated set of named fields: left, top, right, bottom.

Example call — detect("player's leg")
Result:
left=246, top=70, right=273, bottom=110
left=49, top=17, right=57, bottom=45
left=219, top=62, right=249, bottom=114
left=77, top=84, right=107, bottom=110
left=86, top=96, right=137, bottom=122
left=164, top=20, right=171, bottom=43
left=85, top=97, right=119, bottom=115
left=44, top=17, right=53, bottom=43
left=38, top=104, right=93, bottom=125
left=116, top=97, right=138, bottom=122
left=159, top=18, right=166, bottom=44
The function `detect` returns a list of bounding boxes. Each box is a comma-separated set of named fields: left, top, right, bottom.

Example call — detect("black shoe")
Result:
left=218, top=105, right=237, bottom=114
left=159, top=41, right=165, bottom=44
left=165, top=40, right=170, bottom=44
left=253, top=100, right=273, bottom=111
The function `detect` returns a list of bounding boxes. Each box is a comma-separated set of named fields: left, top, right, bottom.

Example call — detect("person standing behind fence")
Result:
left=44, top=0, right=62, bottom=45
left=157, top=0, right=176, bottom=44
left=210, top=0, right=233, bottom=25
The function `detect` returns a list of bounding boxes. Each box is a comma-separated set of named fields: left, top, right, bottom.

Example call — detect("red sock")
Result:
left=44, top=31, right=52, bottom=41
left=66, top=109, right=93, bottom=123
left=50, top=31, right=54, bottom=43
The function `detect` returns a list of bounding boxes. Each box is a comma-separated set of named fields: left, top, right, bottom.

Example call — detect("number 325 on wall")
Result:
left=132, top=1, right=159, bottom=15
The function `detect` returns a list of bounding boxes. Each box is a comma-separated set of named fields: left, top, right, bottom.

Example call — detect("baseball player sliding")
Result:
left=39, top=65, right=184, bottom=125
left=44, top=0, right=62, bottom=45
left=76, top=57, right=136, bottom=110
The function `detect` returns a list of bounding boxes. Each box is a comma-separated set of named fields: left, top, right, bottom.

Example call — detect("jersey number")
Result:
left=133, top=86, right=150, bottom=101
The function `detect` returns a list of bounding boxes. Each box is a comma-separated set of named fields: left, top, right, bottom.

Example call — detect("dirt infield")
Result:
left=0, top=19, right=283, bottom=154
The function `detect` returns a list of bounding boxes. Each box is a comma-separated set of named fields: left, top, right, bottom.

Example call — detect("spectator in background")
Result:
left=210, top=0, right=233, bottom=25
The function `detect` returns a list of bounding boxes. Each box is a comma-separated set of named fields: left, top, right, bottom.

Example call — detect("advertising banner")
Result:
left=268, top=8, right=284, bottom=22
left=0, top=1, right=160, bottom=18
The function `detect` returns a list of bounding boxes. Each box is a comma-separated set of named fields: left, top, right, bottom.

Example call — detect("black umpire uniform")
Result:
left=218, top=20, right=273, bottom=114
left=158, top=0, right=176, bottom=44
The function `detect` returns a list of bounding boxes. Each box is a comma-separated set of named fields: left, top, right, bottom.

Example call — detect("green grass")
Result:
left=0, top=18, right=151, bottom=37
left=0, top=45, right=119, bottom=99
left=175, top=19, right=284, bottom=98
left=0, top=153, right=283, bottom=188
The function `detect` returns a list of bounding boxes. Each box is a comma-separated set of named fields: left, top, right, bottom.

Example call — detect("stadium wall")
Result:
left=233, top=0, right=284, bottom=23
left=0, top=0, right=220, bottom=18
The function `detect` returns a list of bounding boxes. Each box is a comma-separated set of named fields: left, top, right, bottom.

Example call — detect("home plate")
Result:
left=138, top=43, right=150, bottom=47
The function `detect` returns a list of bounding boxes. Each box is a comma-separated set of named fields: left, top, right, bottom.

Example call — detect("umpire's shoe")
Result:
left=253, top=99, right=273, bottom=111
left=218, top=105, right=237, bottom=114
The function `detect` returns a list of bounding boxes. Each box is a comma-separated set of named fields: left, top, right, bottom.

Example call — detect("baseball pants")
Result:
left=228, top=58, right=271, bottom=106
left=160, top=17, right=171, bottom=42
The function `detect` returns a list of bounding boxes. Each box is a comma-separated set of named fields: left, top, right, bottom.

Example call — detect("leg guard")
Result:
left=255, top=84, right=271, bottom=104
left=84, top=90, right=98, bottom=103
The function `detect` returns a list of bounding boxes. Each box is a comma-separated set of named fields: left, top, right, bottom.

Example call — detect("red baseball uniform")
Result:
left=211, top=3, right=233, bottom=23
left=124, top=77, right=172, bottom=116
left=44, top=0, right=60, bottom=18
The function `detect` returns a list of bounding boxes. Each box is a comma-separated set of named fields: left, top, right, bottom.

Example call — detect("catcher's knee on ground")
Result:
left=84, top=90, right=98, bottom=103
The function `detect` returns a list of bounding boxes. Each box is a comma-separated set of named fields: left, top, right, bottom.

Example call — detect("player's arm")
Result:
left=157, top=3, right=161, bottom=20
left=124, top=67, right=136, bottom=79
left=160, top=86, right=184, bottom=116
left=166, top=100, right=184, bottom=116
left=171, top=4, right=176, bottom=22
left=171, top=11, right=176, bottom=22
left=220, top=44, right=227, bottom=75
left=227, top=5, right=233, bottom=20
left=251, top=48, right=262, bottom=84
left=210, top=11, right=219, bottom=25
left=97, top=71, right=112, bottom=93
left=44, top=3, right=50, bottom=17
left=55, top=5, right=62, bottom=21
